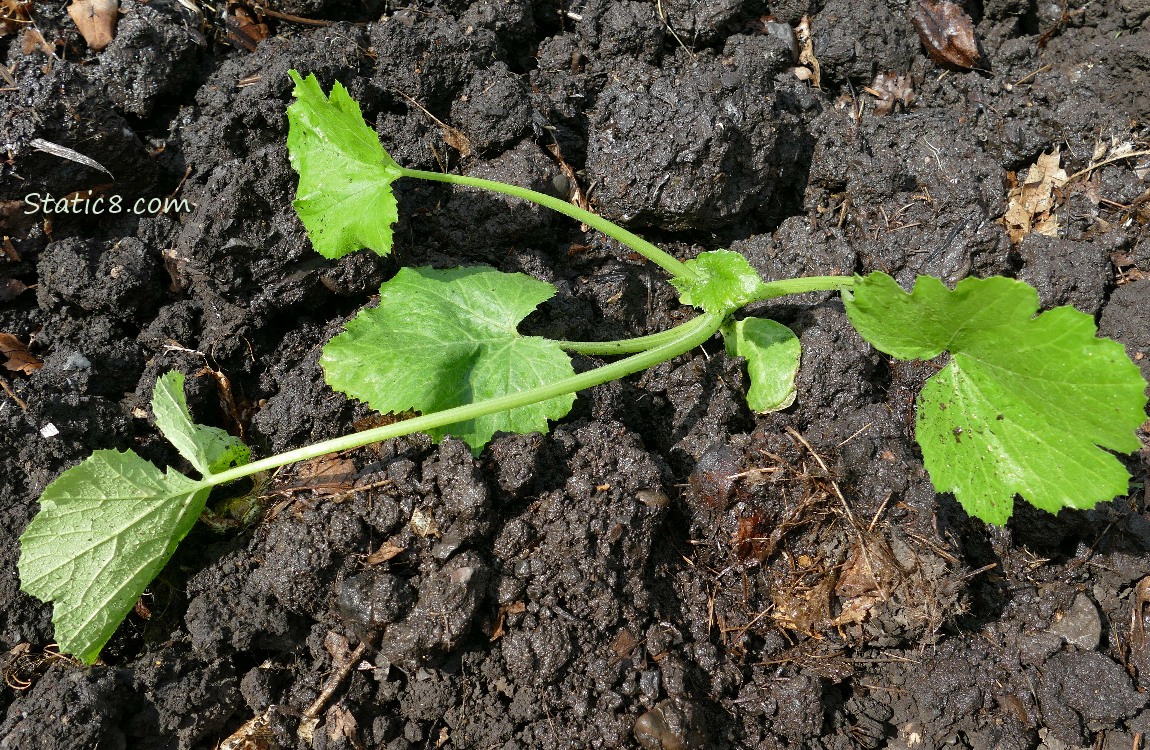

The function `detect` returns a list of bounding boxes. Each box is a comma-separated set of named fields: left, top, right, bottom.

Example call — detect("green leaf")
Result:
left=286, top=70, right=404, bottom=259
left=19, top=451, right=210, bottom=663
left=321, top=266, right=576, bottom=451
left=844, top=272, right=1149, bottom=525
left=723, top=317, right=801, bottom=412
left=671, top=250, right=766, bottom=315
left=152, top=372, right=249, bottom=477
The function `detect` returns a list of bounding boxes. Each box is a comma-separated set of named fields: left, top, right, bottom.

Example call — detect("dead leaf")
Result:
left=194, top=363, right=253, bottom=441
left=396, top=92, right=472, bottom=157
left=67, top=0, right=118, bottom=52
left=831, top=543, right=889, bottom=626
left=0, top=278, right=28, bottom=302
left=0, top=0, right=32, bottom=37
left=324, top=705, right=358, bottom=744
left=796, top=15, right=820, bottom=88
left=219, top=707, right=279, bottom=750
left=1130, top=576, right=1150, bottom=683
left=1, top=201, right=36, bottom=238
left=0, top=333, right=41, bottom=374
left=290, top=456, right=356, bottom=494
left=365, top=539, right=406, bottom=565
left=1, top=236, right=21, bottom=261
left=732, top=511, right=770, bottom=561
left=865, top=72, right=914, bottom=116
left=1074, top=172, right=1102, bottom=211
left=488, top=600, right=525, bottom=641
left=545, top=142, right=592, bottom=219
left=225, top=0, right=268, bottom=51
left=835, top=547, right=881, bottom=599
left=1113, top=252, right=1150, bottom=284
left=833, top=594, right=882, bottom=626
left=489, top=613, right=505, bottom=642
left=772, top=577, right=835, bottom=636
left=440, top=125, right=472, bottom=157
left=19, top=26, right=53, bottom=56
left=1002, top=149, right=1068, bottom=244
left=912, top=1, right=983, bottom=70
left=609, top=628, right=641, bottom=661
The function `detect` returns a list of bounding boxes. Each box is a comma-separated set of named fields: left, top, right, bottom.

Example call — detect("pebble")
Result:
left=1049, top=593, right=1102, bottom=651
left=637, top=489, right=669, bottom=508
left=1037, top=726, right=1091, bottom=750
left=633, top=698, right=706, bottom=750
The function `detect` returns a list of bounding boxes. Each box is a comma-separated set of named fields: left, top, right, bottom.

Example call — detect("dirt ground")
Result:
left=2, top=0, right=1150, bottom=748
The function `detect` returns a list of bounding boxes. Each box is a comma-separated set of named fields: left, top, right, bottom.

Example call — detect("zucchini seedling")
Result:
left=18, top=72, right=1148, bottom=663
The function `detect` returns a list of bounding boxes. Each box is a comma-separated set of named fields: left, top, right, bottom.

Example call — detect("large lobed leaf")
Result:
left=19, top=451, right=210, bottom=663
left=844, top=272, right=1148, bottom=525
left=19, top=373, right=252, bottom=663
left=286, top=70, right=403, bottom=259
left=321, top=266, right=576, bottom=452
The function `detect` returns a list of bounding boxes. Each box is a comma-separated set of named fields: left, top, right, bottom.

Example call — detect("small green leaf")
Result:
left=19, top=451, right=210, bottom=663
left=844, top=272, right=1149, bottom=524
left=723, top=317, right=801, bottom=412
left=671, top=250, right=766, bottom=315
left=286, top=70, right=404, bottom=259
left=152, top=371, right=249, bottom=477
left=321, top=266, right=576, bottom=452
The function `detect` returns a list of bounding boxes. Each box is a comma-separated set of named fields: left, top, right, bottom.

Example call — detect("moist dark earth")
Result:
left=2, top=0, right=1150, bottom=748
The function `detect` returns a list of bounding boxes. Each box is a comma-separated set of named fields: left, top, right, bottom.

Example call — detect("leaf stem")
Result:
left=207, top=312, right=723, bottom=486
left=399, top=167, right=696, bottom=281
left=555, top=319, right=704, bottom=355
left=750, top=275, right=856, bottom=303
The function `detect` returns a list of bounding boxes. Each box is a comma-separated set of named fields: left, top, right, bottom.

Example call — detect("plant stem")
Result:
left=557, top=275, right=856, bottom=355
left=400, top=167, right=695, bottom=281
left=207, top=312, right=724, bottom=486
left=204, top=275, right=853, bottom=486
left=750, top=275, right=856, bottom=302
left=555, top=319, right=703, bottom=355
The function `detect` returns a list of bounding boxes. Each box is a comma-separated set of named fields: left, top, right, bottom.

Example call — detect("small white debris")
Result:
left=40, top=423, right=60, bottom=438
left=63, top=351, right=91, bottom=370
left=30, top=137, right=114, bottom=178
left=410, top=507, right=439, bottom=538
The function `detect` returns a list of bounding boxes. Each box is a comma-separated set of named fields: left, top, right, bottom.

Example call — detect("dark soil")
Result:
left=2, top=0, right=1150, bottom=748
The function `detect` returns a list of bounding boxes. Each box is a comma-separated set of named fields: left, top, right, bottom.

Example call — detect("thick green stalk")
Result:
left=400, top=167, right=695, bottom=281
left=751, top=275, right=856, bottom=302
left=555, top=320, right=704, bottom=355
left=207, top=312, right=724, bottom=486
